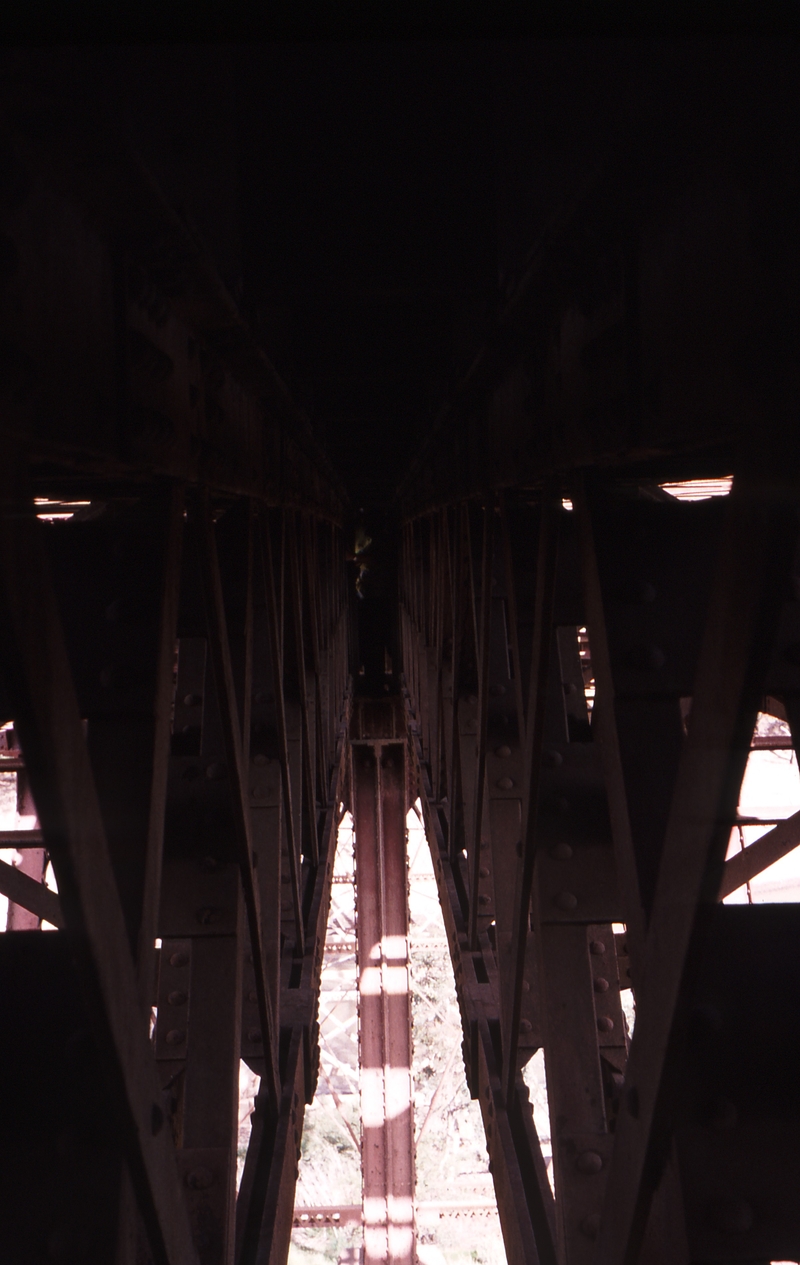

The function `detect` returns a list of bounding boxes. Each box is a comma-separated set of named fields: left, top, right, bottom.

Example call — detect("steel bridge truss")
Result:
left=399, top=482, right=800, bottom=1265
left=0, top=472, right=352, bottom=1265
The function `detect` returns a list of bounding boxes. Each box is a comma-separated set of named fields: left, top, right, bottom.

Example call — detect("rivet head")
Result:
left=782, top=641, right=800, bottom=667
left=183, top=693, right=202, bottom=707
left=593, top=977, right=610, bottom=993
left=580, top=1213, right=601, bottom=1240
left=247, top=1028, right=263, bottom=1043
left=589, top=939, right=606, bottom=955
left=497, top=776, right=514, bottom=790
left=479, top=866, right=490, bottom=879
left=196, top=906, right=223, bottom=926
left=704, top=1095, right=739, bottom=1132
left=253, top=753, right=267, bottom=765
left=577, top=1151, right=604, bottom=1174
left=248, top=990, right=258, bottom=1004
left=169, top=951, right=189, bottom=968
left=478, top=894, right=491, bottom=906
left=708, top=1198, right=753, bottom=1234
left=690, top=1003, right=724, bottom=1038
left=167, top=990, right=187, bottom=1006
left=490, top=683, right=506, bottom=696
left=563, top=681, right=578, bottom=697
left=555, top=890, right=578, bottom=911
left=165, top=1029, right=186, bottom=1045
left=522, top=980, right=530, bottom=992
left=544, top=749, right=563, bottom=768
left=496, top=745, right=512, bottom=758
left=205, top=762, right=227, bottom=780
left=628, top=644, right=666, bottom=671
left=597, top=1016, right=615, bottom=1033
left=637, top=581, right=657, bottom=604
left=519, top=1019, right=532, bottom=1033
left=552, top=842, right=573, bottom=861
left=186, top=1167, right=214, bottom=1190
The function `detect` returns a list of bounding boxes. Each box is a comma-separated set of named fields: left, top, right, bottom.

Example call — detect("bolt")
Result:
left=690, top=1003, right=724, bottom=1038
left=0, top=234, right=20, bottom=286
left=597, top=1016, right=615, bottom=1033
left=593, top=977, right=610, bottom=993
left=577, top=1151, right=604, bottom=1174
left=186, top=1167, right=214, bottom=1190
left=46, top=1227, right=73, bottom=1260
left=165, top=1029, right=186, bottom=1045
left=629, top=644, right=666, bottom=671
left=151, top=1103, right=164, bottom=1136
left=497, top=776, right=514, bottom=790
left=544, top=749, right=563, bottom=768
left=704, top=1096, right=739, bottom=1132
left=708, top=1199, right=753, bottom=1234
left=169, top=951, right=189, bottom=968
left=580, top=1213, right=601, bottom=1240
left=637, top=581, right=657, bottom=604
left=495, top=745, right=512, bottom=758
left=519, top=1019, right=532, bottom=1033
left=552, top=842, right=573, bottom=861
left=183, top=693, right=202, bottom=706
left=167, top=990, right=187, bottom=1006
left=555, top=891, right=578, bottom=911
left=589, top=939, right=606, bottom=955
left=196, top=906, right=223, bottom=926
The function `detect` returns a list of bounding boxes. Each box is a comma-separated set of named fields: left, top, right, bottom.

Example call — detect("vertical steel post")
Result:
left=352, top=701, right=415, bottom=1265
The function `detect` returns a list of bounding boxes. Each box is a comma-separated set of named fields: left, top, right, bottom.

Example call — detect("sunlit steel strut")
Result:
left=351, top=699, right=415, bottom=1265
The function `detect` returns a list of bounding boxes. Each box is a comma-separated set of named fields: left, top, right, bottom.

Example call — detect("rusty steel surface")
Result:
left=351, top=699, right=415, bottom=1265
left=399, top=472, right=800, bottom=1265
left=0, top=41, right=799, bottom=1265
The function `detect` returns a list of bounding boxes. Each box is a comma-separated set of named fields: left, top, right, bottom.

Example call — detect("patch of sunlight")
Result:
left=724, top=716, right=800, bottom=904
left=408, top=802, right=508, bottom=1265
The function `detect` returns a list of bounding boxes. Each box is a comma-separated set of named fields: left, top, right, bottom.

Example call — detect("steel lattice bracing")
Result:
left=0, top=100, right=354, bottom=1265
left=1, top=39, right=800, bottom=1265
